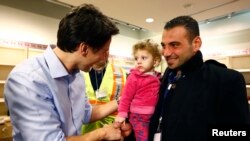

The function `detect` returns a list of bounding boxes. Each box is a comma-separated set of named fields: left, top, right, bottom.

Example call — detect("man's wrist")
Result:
left=96, top=127, right=107, bottom=140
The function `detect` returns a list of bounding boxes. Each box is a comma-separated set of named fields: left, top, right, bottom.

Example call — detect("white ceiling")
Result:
left=57, top=0, right=250, bottom=33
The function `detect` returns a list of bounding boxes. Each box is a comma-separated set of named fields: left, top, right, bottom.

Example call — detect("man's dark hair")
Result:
left=164, top=16, right=199, bottom=43
left=57, top=4, right=119, bottom=52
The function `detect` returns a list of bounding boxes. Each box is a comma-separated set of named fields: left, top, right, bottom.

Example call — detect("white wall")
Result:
left=110, top=35, right=137, bottom=58
left=0, top=5, right=58, bottom=45
left=200, top=11, right=250, bottom=56
left=0, top=5, right=138, bottom=58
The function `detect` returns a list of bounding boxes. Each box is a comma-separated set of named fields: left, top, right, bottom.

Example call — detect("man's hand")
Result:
left=102, top=124, right=122, bottom=140
left=113, top=122, right=132, bottom=138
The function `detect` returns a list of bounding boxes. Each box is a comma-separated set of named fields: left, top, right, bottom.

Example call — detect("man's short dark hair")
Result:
left=57, top=4, right=119, bottom=52
left=164, top=16, right=199, bottom=43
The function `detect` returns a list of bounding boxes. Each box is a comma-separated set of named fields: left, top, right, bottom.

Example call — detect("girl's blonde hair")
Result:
left=132, top=39, right=162, bottom=63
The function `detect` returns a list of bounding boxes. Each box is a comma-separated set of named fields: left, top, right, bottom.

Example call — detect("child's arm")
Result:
left=117, top=73, right=138, bottom=117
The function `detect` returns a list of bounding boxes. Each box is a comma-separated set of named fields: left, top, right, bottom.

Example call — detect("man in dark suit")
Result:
left=149, top=15, right=250, bottom=141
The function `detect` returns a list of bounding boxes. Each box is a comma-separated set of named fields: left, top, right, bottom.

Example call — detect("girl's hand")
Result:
left=115, top=116, right=126, bottom=123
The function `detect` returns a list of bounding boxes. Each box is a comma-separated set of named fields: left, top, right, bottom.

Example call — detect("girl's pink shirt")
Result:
left=118, top=68, right=161, bottom=118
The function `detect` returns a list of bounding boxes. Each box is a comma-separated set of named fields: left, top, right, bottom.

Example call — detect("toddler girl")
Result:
left=115, top=39, right=162, bottom=141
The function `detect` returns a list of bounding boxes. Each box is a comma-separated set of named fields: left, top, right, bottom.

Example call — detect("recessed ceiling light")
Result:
left=146, top=18, right=154, bottom=23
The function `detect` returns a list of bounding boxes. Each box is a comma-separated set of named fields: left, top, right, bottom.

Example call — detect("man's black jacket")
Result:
left=149, top=51, right=250, bottom=141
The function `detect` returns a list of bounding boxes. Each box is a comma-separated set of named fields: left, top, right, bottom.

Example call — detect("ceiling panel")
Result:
left=57, top=0, right=250, bottom=33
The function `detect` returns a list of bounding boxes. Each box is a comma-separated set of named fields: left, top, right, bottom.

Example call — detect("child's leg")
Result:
left=129, top=113, right=151, bottom=141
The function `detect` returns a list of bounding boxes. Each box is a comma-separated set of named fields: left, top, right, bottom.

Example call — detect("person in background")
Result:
left=115, top=39, right=162, bottom=141
left=81, top=59, right=127, bottom=134
left=148, top=15, right=250, bottom=141
left=4, top=4, right=132, bottom=141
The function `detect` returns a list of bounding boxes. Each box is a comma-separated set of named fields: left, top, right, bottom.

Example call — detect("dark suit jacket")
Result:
left=149, top=51, right=250, bottom=141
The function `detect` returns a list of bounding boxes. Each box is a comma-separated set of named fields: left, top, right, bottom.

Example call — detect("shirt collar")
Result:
left=44, top=46, right=69, bottom=78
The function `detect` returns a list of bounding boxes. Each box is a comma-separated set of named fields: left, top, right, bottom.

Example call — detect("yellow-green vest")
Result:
left=81, top=63, right=126, bottom=134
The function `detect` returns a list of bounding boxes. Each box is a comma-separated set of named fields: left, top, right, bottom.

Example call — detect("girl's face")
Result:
left=134, top=49, right=157, bottom=73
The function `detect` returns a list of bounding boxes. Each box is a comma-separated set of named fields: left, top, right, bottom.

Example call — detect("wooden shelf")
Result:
left=0, top=65, right=15, bottom=80
left=230, top=55, right=250, bottom=69
left=0, top=47, right=24, bottom=115
left=0, top=45, right=45, bottom=116
left=0, top=98, right=4, bottom=103
left=0, top=120, right=12, bottom=139
left=0, top=99, right=8, bottom=115
left=0, top=84, right=4, bottom=98
left=241, top=71, right=250, bottom=85
left=0, top=64, right=15, bottom=67
left=236, top=69, right=250, bottom=73
left=230, top=56, right=250, bottom=86
left=0, top=46, right=27, bottom=66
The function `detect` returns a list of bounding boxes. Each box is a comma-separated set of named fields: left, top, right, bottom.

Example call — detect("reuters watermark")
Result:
left=212, top=129, right=246, bottom=136
left=209, top=124, right=250, bottom=141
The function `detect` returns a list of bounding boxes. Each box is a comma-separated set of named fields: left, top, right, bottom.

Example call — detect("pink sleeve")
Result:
left=117, top=74, right=137, bottom=118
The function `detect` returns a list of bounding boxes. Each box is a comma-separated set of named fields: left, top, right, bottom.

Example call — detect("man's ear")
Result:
left=79, top=43, right=88, bottom=56
left=192, top=36, right=202, bottom=52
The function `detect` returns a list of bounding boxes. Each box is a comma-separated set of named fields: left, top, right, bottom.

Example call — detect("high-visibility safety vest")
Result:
left=81, top=63, right=127, bottom=134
